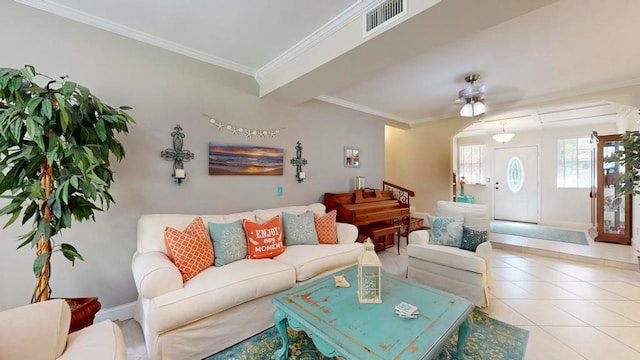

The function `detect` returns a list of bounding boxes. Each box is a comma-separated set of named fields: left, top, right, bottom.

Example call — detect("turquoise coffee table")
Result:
left=272, top=266, right=474, bottom=359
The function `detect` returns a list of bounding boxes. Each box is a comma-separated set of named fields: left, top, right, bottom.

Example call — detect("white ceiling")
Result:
left=16, top=0, right=640, bottom=135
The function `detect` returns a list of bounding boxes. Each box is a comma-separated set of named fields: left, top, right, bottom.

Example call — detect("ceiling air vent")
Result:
left=363, top=0, right=407, bottom=36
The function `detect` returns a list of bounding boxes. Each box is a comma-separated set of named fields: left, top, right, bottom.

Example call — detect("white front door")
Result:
left=494, top=146, right=539, bottom=222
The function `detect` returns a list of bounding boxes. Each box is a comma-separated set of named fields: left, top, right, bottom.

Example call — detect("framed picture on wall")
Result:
left=209, top=143, right=284, bottom=176
left=344, top=146, right=360, bottom=168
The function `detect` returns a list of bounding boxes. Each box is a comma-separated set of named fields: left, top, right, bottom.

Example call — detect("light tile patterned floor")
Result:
left=120, top=236, right=640, bottom=360
left=484, top=250, right=640, bottom=359
left=490, top=226, right=639, bottom=270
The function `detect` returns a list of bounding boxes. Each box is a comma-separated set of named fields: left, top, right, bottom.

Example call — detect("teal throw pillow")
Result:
left=459, top=226, right=488, bottom=252
left=208, top=220, right=248, bottom=266
left=282, top=211, right=319, bottom=246
left=428, top=215, right=464, bottom=247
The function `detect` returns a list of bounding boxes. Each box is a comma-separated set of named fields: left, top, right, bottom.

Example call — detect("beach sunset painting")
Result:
left=209, top=143, right=284, bottom=176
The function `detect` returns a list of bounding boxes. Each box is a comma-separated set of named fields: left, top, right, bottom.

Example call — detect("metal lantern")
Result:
left=357, top=238, right=382, bottom=303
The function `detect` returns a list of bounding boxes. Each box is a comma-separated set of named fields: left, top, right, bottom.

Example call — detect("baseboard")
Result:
left=94, top=301, right=136, bottom=322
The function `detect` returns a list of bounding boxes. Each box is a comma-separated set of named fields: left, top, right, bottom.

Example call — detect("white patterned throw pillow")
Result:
left=428, top=215, right=464, bottom=247
left=282, top=211, right=319, bottom=246
left=208, top=219, right=248, bottom=266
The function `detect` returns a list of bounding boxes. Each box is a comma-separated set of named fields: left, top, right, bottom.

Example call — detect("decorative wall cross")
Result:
left=161, top=125, right=194, bottom=185
left=290, top=141, right=307, bottom=183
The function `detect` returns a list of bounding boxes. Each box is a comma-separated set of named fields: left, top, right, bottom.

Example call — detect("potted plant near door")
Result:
left=0, top=65, right=134, bottom=328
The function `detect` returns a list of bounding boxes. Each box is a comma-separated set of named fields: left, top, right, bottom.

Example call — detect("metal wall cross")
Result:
left=161, top=125, right=194, bottom=184
left=290, top=141, right=307, bottom=183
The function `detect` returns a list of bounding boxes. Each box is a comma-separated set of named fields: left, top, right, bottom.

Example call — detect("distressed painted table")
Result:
left=273, top=266, right=474, bottom=360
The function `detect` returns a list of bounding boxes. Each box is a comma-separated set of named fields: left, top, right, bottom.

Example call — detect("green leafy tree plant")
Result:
left=616, top=122, right=640, bottom=196
left=0, top=65, right=133, bottom=303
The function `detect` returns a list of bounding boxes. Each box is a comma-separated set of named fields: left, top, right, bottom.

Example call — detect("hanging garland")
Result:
left=204, top=113, right=285, bottom=138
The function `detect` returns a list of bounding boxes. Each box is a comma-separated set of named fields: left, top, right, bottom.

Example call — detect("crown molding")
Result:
left=16, top=0, right=388, bottom=82
left=316, top=95, right=408, bottom=123
left=15, top=0, right=256, bottom=76
left=255, top=0, right=378, bottom=82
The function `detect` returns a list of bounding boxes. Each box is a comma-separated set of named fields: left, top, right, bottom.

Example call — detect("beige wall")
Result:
left=0, top=2, right=386, bottom=311
left=384, top=118, right=471, bottom=215
left=383, top=126, right=406, bottom=186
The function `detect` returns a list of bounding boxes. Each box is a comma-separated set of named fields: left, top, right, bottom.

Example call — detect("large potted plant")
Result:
left=617, top=129, right=640, bottom=196
left=0, top=65, right=134, bottom=305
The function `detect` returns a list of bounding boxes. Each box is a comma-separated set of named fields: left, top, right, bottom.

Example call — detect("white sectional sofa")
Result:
left=132, top=203, right=362, bottom=360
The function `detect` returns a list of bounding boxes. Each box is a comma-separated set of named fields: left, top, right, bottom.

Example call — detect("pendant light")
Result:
left=492, top=122, right=515, bottom=143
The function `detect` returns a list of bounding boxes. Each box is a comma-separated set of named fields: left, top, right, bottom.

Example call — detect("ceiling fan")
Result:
left=456, top=73, right=486, bottom=117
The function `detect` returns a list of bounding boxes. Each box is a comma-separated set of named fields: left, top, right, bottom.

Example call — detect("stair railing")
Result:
left=382, top=181, right=420, bottom=238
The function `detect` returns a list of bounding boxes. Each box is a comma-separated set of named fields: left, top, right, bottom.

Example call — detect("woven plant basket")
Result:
left=63, top=297, right=102, bottom=333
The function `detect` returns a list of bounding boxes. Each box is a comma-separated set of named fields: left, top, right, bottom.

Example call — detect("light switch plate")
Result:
left=277, top=186, right=283, bottom=196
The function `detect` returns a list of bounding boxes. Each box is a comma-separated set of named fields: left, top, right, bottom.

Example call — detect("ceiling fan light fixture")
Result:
left=459, top=98, right=486, bottom=117
left=458, top=74, right=486, bottom=117
left=460, top=103, right=473, bottom=117
left=473, top=101, right=486, bottom=115
left=493, top=122, right=515, bottom=143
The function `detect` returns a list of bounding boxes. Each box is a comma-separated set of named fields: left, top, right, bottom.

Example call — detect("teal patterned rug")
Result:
left=491, top=221, right=589, bottom=245
left=206, top=309, right=528, bottom=360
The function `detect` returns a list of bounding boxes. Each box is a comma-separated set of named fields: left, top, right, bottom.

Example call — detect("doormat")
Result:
left=491, top=221, right=589, bottom=245
left=207, top=309, right=529, bottom=360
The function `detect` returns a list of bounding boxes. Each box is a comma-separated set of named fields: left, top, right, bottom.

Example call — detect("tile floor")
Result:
left=489, top=222, right=639, bottom=270
left=482, top=249, right=640, bottom=359
left=120, top=234, right=640, bottom=360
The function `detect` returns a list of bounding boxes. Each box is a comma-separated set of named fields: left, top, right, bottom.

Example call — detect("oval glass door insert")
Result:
left=507, top=156, right=524, bottom=193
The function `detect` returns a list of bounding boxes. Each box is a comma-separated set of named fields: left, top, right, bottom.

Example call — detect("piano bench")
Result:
left=359, top=223, right=401, bottom=254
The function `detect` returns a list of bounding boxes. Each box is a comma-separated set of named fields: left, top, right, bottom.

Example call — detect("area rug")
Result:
left=491, top=221, right=589, bottom=245
left=206, top=309, right=529, bottom=360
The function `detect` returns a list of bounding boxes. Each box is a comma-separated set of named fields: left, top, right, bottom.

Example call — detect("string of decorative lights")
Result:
left=203, top=113, right=285, bottom=138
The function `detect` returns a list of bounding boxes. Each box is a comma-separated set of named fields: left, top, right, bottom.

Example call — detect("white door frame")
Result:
left=492, top=145, right=541, bottom=223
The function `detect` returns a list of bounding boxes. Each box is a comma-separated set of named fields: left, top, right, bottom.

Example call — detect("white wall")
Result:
left=456, top=123, right=618, bottom=229
left=0, top=2, right=386, bottom=311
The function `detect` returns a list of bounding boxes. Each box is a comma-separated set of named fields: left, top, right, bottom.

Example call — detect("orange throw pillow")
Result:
left=314, top=210, right=338, bottom=244
left=164, top=217, right=214, bottom=282
left=243, top=216, right=286, bottom=259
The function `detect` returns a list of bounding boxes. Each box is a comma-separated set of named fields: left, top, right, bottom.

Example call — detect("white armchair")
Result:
left=0, top=299, right=126, bottom=360
left=407, top=201, right=492, bottom=308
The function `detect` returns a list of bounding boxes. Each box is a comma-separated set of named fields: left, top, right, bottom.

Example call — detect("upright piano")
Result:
left=324, top=188, right=411, bottom=252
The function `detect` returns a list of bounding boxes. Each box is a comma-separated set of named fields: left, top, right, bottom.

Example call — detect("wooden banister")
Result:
left=382, top=181, right=423, bottom=238
left=382, top=181, right=415, bottom=197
